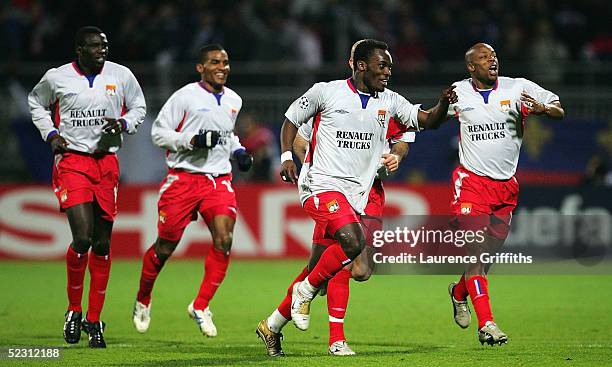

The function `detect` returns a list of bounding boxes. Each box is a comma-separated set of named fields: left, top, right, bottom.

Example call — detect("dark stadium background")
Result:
left=1, top=0, right=610, bottom=259
left=0, top=3, right=611, bottom=365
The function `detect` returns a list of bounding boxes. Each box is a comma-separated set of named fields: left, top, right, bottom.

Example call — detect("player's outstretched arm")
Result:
left=280, top=119, right=299, bottom=183
left=419, top=85, right=458, bottom=130
left=520, top=93, right=565, bottom=119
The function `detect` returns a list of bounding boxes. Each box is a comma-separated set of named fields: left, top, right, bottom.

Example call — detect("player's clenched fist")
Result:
left=191, top=130, right=220, bottom=149
left=381, top=153, right=400, bottom=172
left=280, top=153, right=298, bottom=184
left=102, top=117, right=125, bottom=136
left=49, top=134, right=69, bottom=154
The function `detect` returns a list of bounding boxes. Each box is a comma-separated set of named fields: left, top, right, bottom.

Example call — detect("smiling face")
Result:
left=466, top=43, right=498, bottom=88
left=76, top=33, right=108, bottom=72
left=197, top=49, right=230, bottom=92
left=356, top=48, right=392, bottom=94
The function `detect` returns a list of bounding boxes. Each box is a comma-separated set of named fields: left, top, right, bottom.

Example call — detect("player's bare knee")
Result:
left=351, top=266, right=372, bottom=282
left=154, top=238, right=179, bottom=263
left=213, top=231, right=233, bottom=254
left=92, top=240, right=110, bottom=256
left=72, top=238, right=92, bottom=253
left=337, top=231, right=364, bottom=259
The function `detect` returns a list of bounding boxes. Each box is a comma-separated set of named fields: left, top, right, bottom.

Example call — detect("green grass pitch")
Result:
left=0, top=260, right=611, bottom=366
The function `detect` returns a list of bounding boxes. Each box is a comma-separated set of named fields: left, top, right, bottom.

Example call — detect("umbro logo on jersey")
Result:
left=333, top=109, right=350, bottom=114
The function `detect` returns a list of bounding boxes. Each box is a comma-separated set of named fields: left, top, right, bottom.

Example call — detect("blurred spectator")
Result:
left=394, top=20, right=429, bottom=73
left=582, top=154, right=612, bottom=186
left=583, top=31, right=612, bottom=62
left=236, top=112, right=276, bottom=181
left=529, top=19, right=569, bottom=84
left=6, top=63, right=52, bottom=182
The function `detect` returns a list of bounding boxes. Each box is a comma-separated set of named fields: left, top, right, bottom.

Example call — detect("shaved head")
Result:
left=465, top=43, right=494, bottom=66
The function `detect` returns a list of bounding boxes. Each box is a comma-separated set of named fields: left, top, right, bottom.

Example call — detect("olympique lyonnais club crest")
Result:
left=377, top=109, right=386, bottom=127
left=231, top=107, right=238, bottom=119
left=326, top=199, right=340, bottom=213
left=106, top=84, right=116, bottom=96
left=500, top=99, right=511, bottom=112
left=158, top=210, right=167, bottom=224
left=460, top=202, right=472, bottom=214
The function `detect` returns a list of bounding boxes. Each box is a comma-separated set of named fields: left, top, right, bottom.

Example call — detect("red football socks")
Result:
left=453, top=274, right=469, bottom=301
left=136, top=246, right=164, bottom=306
left=306, top=245, right=351, bottom=288
left=66, top=246, right=88, bottom=312
left=193, top=247, right=230, bottom=310
left=87, top=253, right=112, bottom=322
left=277, top=266, right=309, bottom=319
left=466, top=275, right=494, bottom=328
left=327, top=268, right=351, bottom=345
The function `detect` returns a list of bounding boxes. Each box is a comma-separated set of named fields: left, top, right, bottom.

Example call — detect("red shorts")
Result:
left=311, top=182, right=384, bottom=247
left=450, top=166, right=519, bottom=239
left=157, top=169, right=237, bottom=242
left=52, top=152, right=119, bottom=221
left=363, top=179, right=385, bottom=217
left=304, top=191, right=360, bottom=246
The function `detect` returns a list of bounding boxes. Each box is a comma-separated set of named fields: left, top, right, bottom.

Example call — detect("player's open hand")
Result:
left=102, top=117, right=123, bottom=136
left=49, top=134, right=68, bottom=154
left=506, top=110, right=524, bottom=139
left=381, top=153, right=400, bottom=172
left=520, top=92, right=546, bottom=115
left=280, top=160, right=298, bottom=184
left=440, top=85, right=458, bottom=105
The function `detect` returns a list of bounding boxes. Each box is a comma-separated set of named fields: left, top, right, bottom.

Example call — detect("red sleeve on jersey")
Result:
left=386, top=117, right=408, bottom=141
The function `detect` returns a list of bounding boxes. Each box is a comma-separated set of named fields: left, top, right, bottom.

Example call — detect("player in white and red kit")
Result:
left=256, top=39, right=456, bottom=356
left=132, top=44, right=252, bottom=338
left=444, top=43, right=564, bottom=345
left=294, top=117, right=413, bottom=355
left=28, top=26, right=146, bottom=348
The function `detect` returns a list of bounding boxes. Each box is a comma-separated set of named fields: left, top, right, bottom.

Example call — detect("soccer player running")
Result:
left=28, top=26, right=146, bottom=348
left=445, top=43, right=564, bottom=345
left=132, top=44, right=253, bottom=338
left=291, top=116, right=413, bottom=355
left=256, top=39, right=456, bottom=356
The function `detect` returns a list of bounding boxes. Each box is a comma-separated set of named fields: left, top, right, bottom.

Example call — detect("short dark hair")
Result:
left=75, top=26, right=104, bottom=47
left=199, top=44, right=225, bottom=63
left=353, top=39, right=388, bottom=64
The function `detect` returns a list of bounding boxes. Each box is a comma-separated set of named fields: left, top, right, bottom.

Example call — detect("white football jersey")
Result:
left=286, top=78, right=420, bottom=213
left=151, top=82, right=244, bottom=175
left=448, top=77, right=559, bottom=180
left=28, top=61, right=146, bottom=153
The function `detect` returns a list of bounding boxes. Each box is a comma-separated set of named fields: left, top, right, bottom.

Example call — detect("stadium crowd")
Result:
left=2, top=0, right=611, bottom=73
